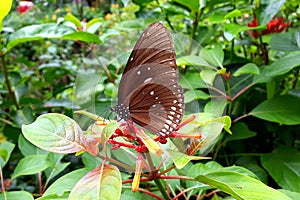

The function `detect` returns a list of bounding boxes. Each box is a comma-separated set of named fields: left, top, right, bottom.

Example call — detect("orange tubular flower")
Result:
left=248, top=17, right=290, bottom=38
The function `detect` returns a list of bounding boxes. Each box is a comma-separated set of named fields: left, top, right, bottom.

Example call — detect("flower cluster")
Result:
left=17, top=1, right=34, bottom=13
left=248, top=17, right=290, bottom=38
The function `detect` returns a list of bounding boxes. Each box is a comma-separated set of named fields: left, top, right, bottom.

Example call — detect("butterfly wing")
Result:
left=118, top=22, right=177, bottom=104
left=116, top=22, right=184, bottom=136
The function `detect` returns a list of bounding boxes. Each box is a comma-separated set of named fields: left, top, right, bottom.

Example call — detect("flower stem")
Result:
left=154, top=178, right=169, bottom=200
left=0, top=55, right=19, bottom=110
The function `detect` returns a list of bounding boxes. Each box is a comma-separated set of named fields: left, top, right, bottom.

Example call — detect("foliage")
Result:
left=0, top=0, right=300, bottom=200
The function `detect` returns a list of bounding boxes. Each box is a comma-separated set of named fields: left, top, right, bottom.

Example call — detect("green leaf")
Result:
left=226, top=122, right=256, bottom=142
left=37, top=192, right=70, bottom=200
left=22, top=113, right=87, bottom=154
left=180, top=114, right=231, bottom=154
left=179, top=72, right=207, bottom=89
left=167, top=149, right=209, bottom=169
left=0, top=191, right=34, bottom=200
left=64, top=13, right=82, bottom=28
left=270, top=30, right=300, bottom=51
left=82, top=152, right=102, bottom=170
left=204, top=100, right=228, bottom=118
left=11, top=155, right=51, bottom=179
left=279, top=189, right=300, bottom=200
left=254, top=52, right=300, bottom=83
left=18, top=134, right=46, bottom=156
left=69, top=164, right=122, bottom=200
left=224, top=23, right=263, bottom=41
left=233, top=63, right=260, bottom=77
left=61, top=32, right=101, bottom=44
left=116, top=20, right=145, bottom=30
left=199, top=45, right=224, bottom=68
left=200, top=70, right=218, bottom=85
left=184, top=89, right=210, bottom=103
left=173, top=0, right=200, bottom=11
left=177, top=55, right=211, bottom=69
left=0, top=0, right=12, bottom=25
left=250, top=95, right=300, bottom=125
left=6, top=24, right=74, bottom=52
left=224, top=9, right=242, bottom=19
left=44, top=153, right=70, bottom=184
left=87, top=18, right=103, bottom=29
left=0, top=141, right=15, bottom=168
left=196, top=171, right=292, bottom=200
left=261, top=146, right=300, bottom=192
left=259, top=0, right=286, bottom=25
left=43, top=168, right=90, bottom=197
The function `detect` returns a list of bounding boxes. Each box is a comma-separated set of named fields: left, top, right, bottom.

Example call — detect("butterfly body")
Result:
left=111, top=22, right=184, bottom=136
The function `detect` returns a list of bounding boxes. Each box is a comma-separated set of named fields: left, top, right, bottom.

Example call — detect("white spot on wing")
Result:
left=168, top=115, right=174, bottom=120
left=171, top=106, right=176, bottom=111
left=144, top=77, right=152, bottom=82
left=150, top=91, right=154, bottom=95
left=137, top=71, right=141, bottom=75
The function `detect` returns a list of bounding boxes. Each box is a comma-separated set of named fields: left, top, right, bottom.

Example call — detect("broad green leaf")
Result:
left=82, top=152, right=102, bottom=170
left=64, top=13, right=82, bottom=28
left=200, top=70, right=218, bottom=85
left=254, top=52, right=300, bottom=83
left=204, top=100, right=228, bottom=118
left=184, top=89, right=210, bottom=103
left=37, top=192, right=69, bottom=200
left=259, top=0, right=286, bottom=25
left=22, top=113, right=87, bottom=154
left=116, top=20, right=145, bottom=30
left=43, top=168, right=90, bottom=196
left=161, top=3, right=190, bottom=16
left=188, top=161, right=223, bottom=178
left=87, top=22, right=102, bottom=33
left=167, top=149, right=209, bottom=169
left=6, top=24, right=74, bottom=52
left=257, top=52, right=300, bottom=83
left=199, top=45, right=224, bottom=68
left=279, top=189, right=300, bottom=200
left=0, top=191, right=33, bottom=200
left=11, top=155, right=51, bottom=179
left=226, top=122, right=256, bottom=142
left=270, top=30, right=300, bottom=51
left=44, top=153, right=70, bottom=184
left=180, top=114, right=231, bottom=155
left=0, top=0, right=12, bottom=31
left=233, top=63, right=260, bottom=77
left=196, top=171, right=292, bottom=200
left=224, top=9, right=242, bottom=19
left=18, top=134, right=45, bottom=156
left=224, top=23, right=265, bottom=41
left=180, top=72, right=207, bottom=90
left=86, top=18, right=103, bottom=30
left=177, top=55, right=211, bottom=69
left=250, top=95, right=300, bottom=125
left=0, top=141, right=15, bottom=168
left=173, top=0, right=200, bottom=11
left=61, top=32, right=101, bottom=44
left=69, top=164, right=122, bottom=200
left=261, top=146, right=300, bottom=192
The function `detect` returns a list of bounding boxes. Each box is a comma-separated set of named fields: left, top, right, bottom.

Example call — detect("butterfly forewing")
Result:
left=112, top=22, right=184, bottom=136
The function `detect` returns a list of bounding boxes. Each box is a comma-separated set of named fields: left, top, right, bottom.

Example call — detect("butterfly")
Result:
left=111, top=22, right=184, bottom=136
